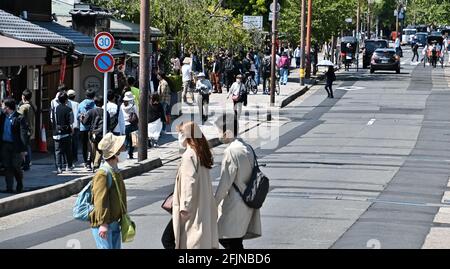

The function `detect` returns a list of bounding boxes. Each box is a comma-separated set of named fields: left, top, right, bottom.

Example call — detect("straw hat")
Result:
left=123, top=91, right=134, bottom=101
left=98, top=133, right=126, bottom=160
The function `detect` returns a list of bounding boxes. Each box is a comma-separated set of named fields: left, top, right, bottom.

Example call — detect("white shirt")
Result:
left=120, top=102, right=139, bottom=126
left=182, top=64, right=192, bottom=82
left=69, top=100, right=79, bottom=129
left=294, top=47, right=302, bottom=58
left=107, top=101, right=125, bottom=134
left=227, top=81, right=244, bottom=99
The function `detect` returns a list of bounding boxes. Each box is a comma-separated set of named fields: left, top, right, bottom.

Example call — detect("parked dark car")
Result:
left=370, top=48, right=400, bottom=74
left=362, top=39, right=389, bottom=69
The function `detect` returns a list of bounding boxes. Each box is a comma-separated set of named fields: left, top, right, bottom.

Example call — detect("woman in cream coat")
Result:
left=172, top=121, right=219, bottom=249
left=214, top=114, right=262, bottom=249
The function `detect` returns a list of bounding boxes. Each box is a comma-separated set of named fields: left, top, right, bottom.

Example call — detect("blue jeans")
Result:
left=125, top=124, right=138, bottom=157
left=91, top=221, right=121, bottom=249
left=161, top=102, right=170, bottom=131
left=255, top=68, right=261, bottom=85
left=280, top=68, right=289, bottom=84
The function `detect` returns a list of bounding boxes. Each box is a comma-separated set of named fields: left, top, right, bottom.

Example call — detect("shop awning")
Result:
left=0, top=36, right=46, bottom=66
left=0, top=9, right=73, bottom=49
left=34, top=21, right=126, bottom=58
left=118, top=40, right=154, bottom=55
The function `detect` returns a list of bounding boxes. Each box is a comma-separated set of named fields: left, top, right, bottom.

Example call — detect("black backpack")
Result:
left=225, top=59, right=234, bottom=72
left=232, top=142, right=269, bottom=209
left=90, top=108, right=110, bottom=144
left=108, top=111, right=119, bottom=131
left=262, top=57, right=271, bottom=74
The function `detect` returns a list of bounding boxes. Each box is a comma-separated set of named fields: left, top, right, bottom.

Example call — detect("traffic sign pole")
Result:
left=93, top=32, right=115, bottom=138
left=103, top=72, right=108, bottom=137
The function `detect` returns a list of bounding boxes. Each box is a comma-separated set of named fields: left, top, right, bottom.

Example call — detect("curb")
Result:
left=280, top=85, right=311, bottom=108
left=0, top=158, right=163, bottom=218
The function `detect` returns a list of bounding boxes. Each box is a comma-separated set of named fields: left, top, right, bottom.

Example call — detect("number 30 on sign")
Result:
left=94, top=32, right=115, bottom=52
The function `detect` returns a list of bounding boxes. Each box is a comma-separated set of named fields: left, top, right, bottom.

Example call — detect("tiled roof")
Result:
left=34, top=21, right=125, bottom=57
left=0, top=9, right=73, bottom=48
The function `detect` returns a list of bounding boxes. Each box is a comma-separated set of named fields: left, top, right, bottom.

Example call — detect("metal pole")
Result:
left=300, top=0, right=306, bottom=86
left=305, top=0, right=312, bottom=79
left=102, top=72, right=108, bottom=136
left=356, top=0, right=360, bottom=40
left=270, top=0, right=278, bottom=107
left=138, top=0, right=150, bottom=161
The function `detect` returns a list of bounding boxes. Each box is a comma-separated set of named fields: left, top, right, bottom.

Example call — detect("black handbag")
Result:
left=233, top=142, right=269, bottom=209
left=161, top=192, right=173, bottom=214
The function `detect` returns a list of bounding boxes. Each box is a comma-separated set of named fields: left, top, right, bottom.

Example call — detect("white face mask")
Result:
left=178, top=132, right=187, bottom=149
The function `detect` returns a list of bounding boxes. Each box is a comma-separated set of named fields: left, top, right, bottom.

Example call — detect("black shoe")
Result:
left=16, top=183, right=23, bottom=193
left=5, top=189, right=14, bottom=193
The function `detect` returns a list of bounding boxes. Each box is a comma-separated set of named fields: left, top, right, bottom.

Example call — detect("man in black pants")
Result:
left=0, top=98, right=29, bottom=193
left=52, top=92, right=74, bottom=174
left=412, top=43, right=419, bottom=62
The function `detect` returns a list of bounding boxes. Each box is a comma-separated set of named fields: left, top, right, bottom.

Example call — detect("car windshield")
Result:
left=404, top=29, right=416, bottom=35
left=374, top=51, right=395, bottom=57
left=365, top=41, right=388, bottom=52
left=416, top=34, right=427, bottom=42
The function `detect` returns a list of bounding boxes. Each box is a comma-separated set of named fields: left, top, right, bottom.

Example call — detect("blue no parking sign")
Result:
left=94, top=52, right=115, bottom=73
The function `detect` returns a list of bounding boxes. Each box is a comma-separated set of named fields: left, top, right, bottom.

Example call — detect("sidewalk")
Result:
left=0, top=67, right=314, bottom=217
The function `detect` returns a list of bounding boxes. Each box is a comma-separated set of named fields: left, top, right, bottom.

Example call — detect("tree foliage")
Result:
left=279, top=0, right=356, bottom=45
left=85, top=0, right=253, bottom=53
left=406, top=0, right=450, bottom=27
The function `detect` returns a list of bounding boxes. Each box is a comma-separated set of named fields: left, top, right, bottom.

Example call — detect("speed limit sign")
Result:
left=94, top=32, right=115, bottom=52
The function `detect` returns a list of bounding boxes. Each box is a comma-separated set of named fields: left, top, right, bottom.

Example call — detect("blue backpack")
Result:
left=73, top=167, right=113, bottom=221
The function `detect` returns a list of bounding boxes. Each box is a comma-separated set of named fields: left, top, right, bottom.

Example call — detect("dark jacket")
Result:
left=148, top=102, right=165, bottom=124
left=325, top=70, right=336, bottom=85
left=82, top=107, right=111, bottom=133
left=52, top=103, right=73, bottom=136
left=0, top=111, right=29, bottom=153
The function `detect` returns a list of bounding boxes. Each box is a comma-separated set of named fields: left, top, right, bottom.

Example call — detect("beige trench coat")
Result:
left=215, top=139, right=262, bottom=240
left=172, top=146, right=219, bottom=249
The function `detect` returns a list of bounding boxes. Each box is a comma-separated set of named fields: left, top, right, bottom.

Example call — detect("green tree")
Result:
left=279, top=0, right=357, bottom=45
left=406, top=0, right=450, bottom=27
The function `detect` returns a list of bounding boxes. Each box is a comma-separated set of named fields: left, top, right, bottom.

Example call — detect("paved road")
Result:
left=1, top=48, right=450, bottom=249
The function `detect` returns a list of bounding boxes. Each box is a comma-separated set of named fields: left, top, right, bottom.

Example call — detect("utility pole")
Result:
left=138, top=0, right=150, bottom=161
left=305, top=0, right=312, bottom=79
left=356, top=0, right=360, bottom=40
left=300, top=0, right=306, bottom=86
left=270, top=0, right=278, bottom=110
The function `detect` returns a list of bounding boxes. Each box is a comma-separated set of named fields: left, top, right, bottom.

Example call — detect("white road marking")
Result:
left=336, top=86, right=365, bottom=91
left=367, top=119, right=376, bottom=126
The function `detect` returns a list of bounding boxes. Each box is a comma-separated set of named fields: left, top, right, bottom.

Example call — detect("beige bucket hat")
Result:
left=98, top=133, right=126, bottom=160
